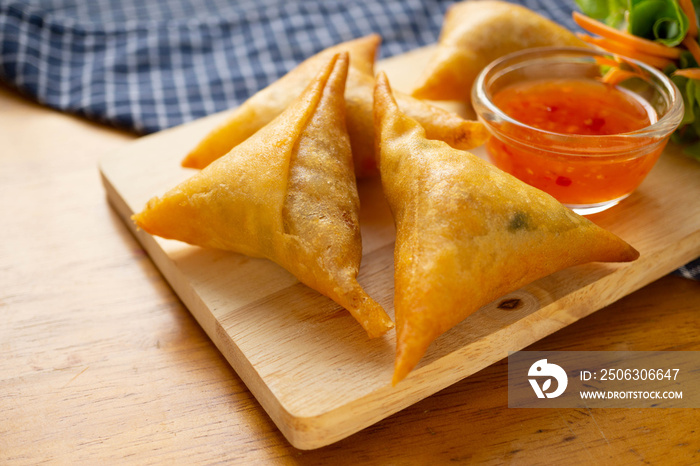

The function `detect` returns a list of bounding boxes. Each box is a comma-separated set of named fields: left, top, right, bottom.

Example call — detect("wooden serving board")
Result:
left=99, top=46, right=700, bottom=450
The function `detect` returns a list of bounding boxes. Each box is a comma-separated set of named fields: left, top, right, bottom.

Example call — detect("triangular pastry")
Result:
left=134, top=53, right=394, bottom=338
left=181, top=34, right=487, bottom=177
left=411, top=1, right=586, bottom=103
left=374, top=72, right=639, bottom=384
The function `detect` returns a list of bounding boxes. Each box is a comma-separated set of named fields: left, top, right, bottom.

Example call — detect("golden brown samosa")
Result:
left=412, top=1, right=587, bottom=103
left=374, top=72, right=638, bottom=384
left=181, top=34, right=487, bottom=177
left=134, top=53, right=394, bottom=338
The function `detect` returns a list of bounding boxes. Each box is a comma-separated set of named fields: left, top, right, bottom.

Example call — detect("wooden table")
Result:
left=1, top=81, right=699, bottom=464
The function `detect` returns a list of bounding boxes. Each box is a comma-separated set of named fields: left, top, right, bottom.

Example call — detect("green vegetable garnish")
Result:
left=574, top=0, right=700, bottom=161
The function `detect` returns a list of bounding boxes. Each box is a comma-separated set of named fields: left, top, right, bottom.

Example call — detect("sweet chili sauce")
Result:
left=486, top=78, right=663, bottom=207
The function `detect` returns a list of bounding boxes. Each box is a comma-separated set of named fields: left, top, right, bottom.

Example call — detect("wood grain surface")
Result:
left=1, top=60, right=699, bottom=462
left=99, top=47, right=700, bottom=449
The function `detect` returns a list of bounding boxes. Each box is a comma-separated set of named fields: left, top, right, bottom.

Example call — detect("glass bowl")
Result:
left=472, top=47, right=683, bottom=215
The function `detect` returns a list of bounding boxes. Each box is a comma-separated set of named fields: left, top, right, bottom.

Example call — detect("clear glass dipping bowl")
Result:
left=472, top=47, right=683, bottom=215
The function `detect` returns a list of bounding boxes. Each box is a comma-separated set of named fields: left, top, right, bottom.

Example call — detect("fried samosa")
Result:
left=374, top=72, right=639, bottom=384
left=412, top=1, right=587, bottom=103
left=134, top=53, right=394, bottom=338
left=181, top=34, right=487, bottom=177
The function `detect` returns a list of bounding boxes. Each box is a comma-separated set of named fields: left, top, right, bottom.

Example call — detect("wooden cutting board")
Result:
left=99, top=46, right=700, bottom=450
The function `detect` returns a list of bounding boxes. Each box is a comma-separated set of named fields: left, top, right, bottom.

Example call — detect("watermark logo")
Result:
left=528, top=358, right=568, bottom=399
left=509, top=351, right=697, bottom=408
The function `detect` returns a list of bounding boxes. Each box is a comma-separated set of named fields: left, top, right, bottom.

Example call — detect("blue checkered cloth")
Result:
left=0, top=0, right=579, bottom=132
left=0, top=0, right=698, bottom=278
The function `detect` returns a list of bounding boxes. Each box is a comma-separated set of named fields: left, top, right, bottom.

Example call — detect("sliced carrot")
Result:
left=683, top=36, right=700, bottom=65
left=594, top=56, right=623, bottom=68
left=573, top=11, right=683, bottom=59
left=673, top=67, right=700, bottom=79
left=680, top=0, right=698, bottom=38
left=600, top=67, right=645, bottom=86
left=594, top=54, right=645, bottom=75
left=579, top=34, right=675, bottom=69
left=593, top=57, right=620, bottom=66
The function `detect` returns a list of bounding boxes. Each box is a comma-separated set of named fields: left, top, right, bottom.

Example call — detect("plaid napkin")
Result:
left=0, top=0, right=578, bottom=132
left=1, top=0, right=697, bottom=278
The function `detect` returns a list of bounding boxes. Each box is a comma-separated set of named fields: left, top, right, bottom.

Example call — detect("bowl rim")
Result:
left=471, top=46, right=684, bottom=148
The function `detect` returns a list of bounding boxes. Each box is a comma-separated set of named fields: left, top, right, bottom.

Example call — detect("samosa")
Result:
left=412, top=1, right=587, bottom=103
left=374, top=72, right=638, bottom=384
left=181, top=34, right=487, bottom=177
left=133, top=53, right=394, bottom=338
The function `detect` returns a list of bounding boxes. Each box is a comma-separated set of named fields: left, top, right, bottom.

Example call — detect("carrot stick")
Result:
left=673, top=67, right=700, bottom=79
left=573, top=11, right=682, bottom=59
left=600, top=67, right=645, bottom=86
left=579, top=34, right=675, bottom=69
left=683, top=35, right=700, bottom=66
left=594, top=55, right=645, bottom=74
left=594, top=56, right=623, bottom=68
left=680, top=0, right=698, bottom=38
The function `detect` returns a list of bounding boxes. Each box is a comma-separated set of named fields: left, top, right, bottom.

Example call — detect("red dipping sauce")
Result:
left=487, top=78, right=661, bottom=208
left=493, top=78, right=653, bottom=136
left=472, top=48, right=683, bottom=215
